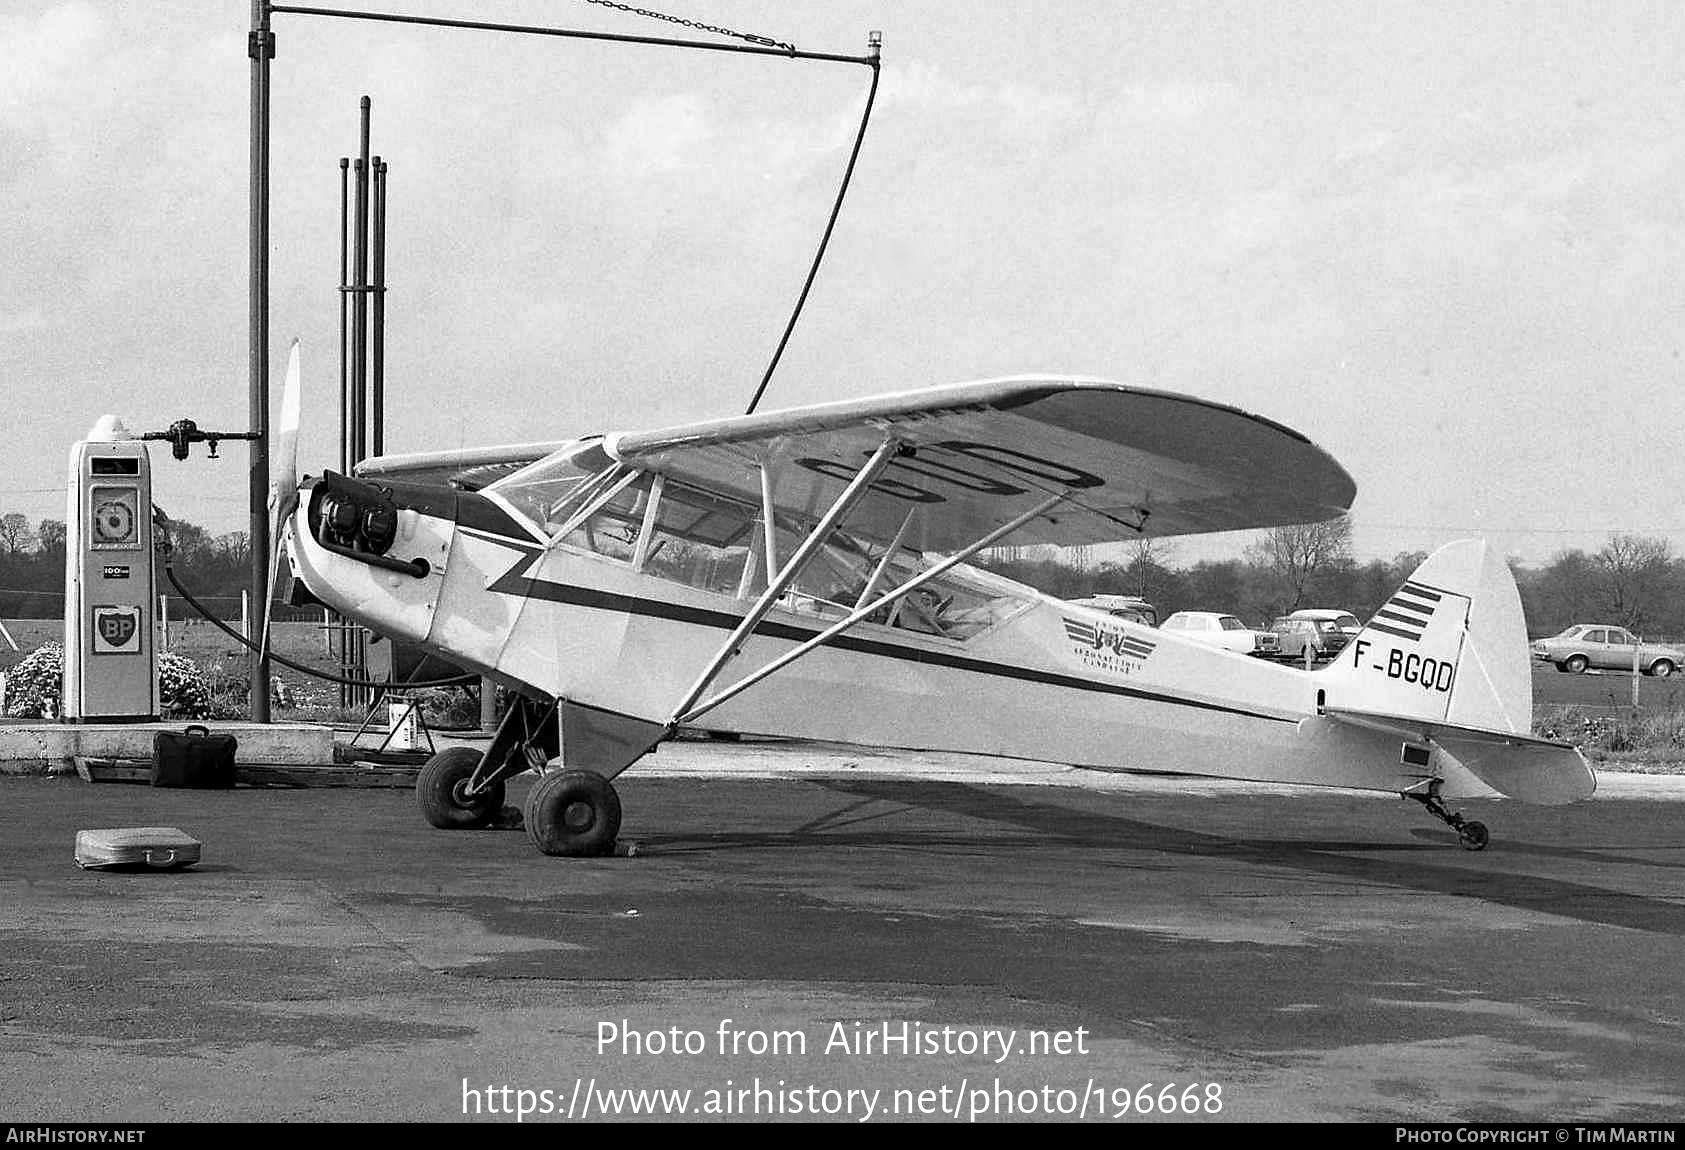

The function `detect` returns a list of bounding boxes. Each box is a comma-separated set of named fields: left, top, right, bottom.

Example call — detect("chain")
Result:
left=580, top=0, right=795, bottom=53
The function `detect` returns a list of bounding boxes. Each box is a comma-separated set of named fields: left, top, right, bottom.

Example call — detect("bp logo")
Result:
left=92, top=605, right=142, bottom=654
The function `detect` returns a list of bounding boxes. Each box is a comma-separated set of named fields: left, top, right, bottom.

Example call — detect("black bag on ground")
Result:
left=151, top=725, right=238, bottom=788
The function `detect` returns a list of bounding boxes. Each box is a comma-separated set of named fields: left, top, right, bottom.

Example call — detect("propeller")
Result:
left=261, top=338, right=303, bottom=656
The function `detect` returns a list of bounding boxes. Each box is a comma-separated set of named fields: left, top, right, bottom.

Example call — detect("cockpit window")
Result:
left=641, top=480, right=756, bottom=595
left=486, top=450, right=604, bottom=536
left=770, top=525, right=1024, bottom=641
left=492, top=458, right=1026, bottom=637
left=558, top=472, right=654, bottom=563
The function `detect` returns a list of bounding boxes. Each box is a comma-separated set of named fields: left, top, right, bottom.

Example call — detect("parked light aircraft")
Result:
left=271, top=353, right=1594, bottom=857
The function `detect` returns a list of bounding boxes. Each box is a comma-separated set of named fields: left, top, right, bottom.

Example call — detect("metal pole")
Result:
left=350, top=101, right=371, bottom=712
left=248, top=0, right=273, bottom=723
left=338, top=156, right=349, bottom=477
left=371, top=156, right=386, bottom=459
left=352, top=98, right=369, bottom=469
left=337, top=155, right=350, bottom=710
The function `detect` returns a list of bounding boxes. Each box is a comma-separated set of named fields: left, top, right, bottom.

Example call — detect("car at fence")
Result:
left=1530, top=625, right=1684, bottom=677
left=1288, top=608, right=1362, bottom=638
left=1270, top=616, right=1351, bottom=662
left=1159, top=611, right=1280, bottom=657
left=1064, top=594, right=1158, bottom=627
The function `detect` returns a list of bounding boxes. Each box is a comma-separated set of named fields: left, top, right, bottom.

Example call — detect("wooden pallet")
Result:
left=74, top=756, right=420, bottom=788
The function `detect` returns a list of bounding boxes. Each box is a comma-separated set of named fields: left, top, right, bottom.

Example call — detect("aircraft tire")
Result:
left=1458, top=821, right=1489, bottom=852
left=525, top=769, right=621, bottom=857
left=417, top=747, right=505, bottom=830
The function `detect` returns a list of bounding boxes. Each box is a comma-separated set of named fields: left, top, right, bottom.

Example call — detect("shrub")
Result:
left=158, top=652, right=213, bottom=719
left=0, top=642, right=213, bottom=719
left=3, top=642, right=62, bottom=718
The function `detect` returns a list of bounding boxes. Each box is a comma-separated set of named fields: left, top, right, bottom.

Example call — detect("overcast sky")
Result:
left=3, top=0, right=1682, bottom=568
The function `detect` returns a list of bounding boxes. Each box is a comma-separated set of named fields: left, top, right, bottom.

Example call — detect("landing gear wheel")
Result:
left=1405, top=781, right=1492, bottom=852
left=525, top=769, right=622, bottom=857
left=417, top=747, right=505, bottom=829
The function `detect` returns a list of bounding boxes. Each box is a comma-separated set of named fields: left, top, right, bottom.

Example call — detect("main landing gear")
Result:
left=1403, top=780, right=1489, bottom=851
left=415, top=694, right=625, bottom=857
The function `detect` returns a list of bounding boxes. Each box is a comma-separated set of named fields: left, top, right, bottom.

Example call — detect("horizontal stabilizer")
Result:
left=1325, top=706, right=1596, bottom=805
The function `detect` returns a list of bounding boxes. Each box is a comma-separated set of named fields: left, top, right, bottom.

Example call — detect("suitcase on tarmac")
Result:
left=151, top=724, right=238, bottom=789
left=74, top=827, right=202, bottom=871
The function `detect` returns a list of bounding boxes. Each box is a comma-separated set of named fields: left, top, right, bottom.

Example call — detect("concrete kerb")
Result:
left=0, top=721, right=334, bottom=776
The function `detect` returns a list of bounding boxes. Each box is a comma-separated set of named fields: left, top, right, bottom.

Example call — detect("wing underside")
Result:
left=601, top=377, right=1355, bottom=552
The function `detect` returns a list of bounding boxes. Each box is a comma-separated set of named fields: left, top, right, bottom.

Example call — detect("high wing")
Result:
left=355, top=441, right=572, bottom=491
left=589, top=376, right=1354, bottom=551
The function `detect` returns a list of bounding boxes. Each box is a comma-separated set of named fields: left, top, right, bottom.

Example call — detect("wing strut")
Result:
left=671, top=491, right=1066, bottom=729
left=857, top=508, right=917, bottom=608
left=665, top=435, right=905, bottom=729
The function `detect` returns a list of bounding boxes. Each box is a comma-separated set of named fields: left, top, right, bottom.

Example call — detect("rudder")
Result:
left=1323, top=540, right=1531, bottom=736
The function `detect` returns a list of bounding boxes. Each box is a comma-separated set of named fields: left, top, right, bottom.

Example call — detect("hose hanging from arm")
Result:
left=160, top=556, right=479, bottom=690
left=745, top=42, right=882, bottom=415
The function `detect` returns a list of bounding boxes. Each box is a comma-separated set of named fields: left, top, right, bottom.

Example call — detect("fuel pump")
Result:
left=62, top=416, right=158, bottom=721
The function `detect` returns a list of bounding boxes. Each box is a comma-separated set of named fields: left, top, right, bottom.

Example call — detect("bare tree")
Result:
left=1122, top=536, right=1178, bottom=598
left=1595, top=533, right=1674, bottom=633
left=1244, top=515, right=1354, bottom=614
left=0, top=512, right=36, bottom=555
left=36, top=518, right=66, bottom=552
left=214, top=531, right=252, bottom=567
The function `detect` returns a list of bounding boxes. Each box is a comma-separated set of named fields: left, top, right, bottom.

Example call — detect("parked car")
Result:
left=1530, top=625, right=1684, bottom=677
left=1065, top=594, right=1158, bottom=627
left=1159, top=611, right=1280, bottom=657
left=1288, top=608, right=1362, bottom=638
left=1270, top=616, right=1350, bottom=662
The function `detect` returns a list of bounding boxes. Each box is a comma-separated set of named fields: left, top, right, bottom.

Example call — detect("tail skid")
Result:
left=1320, top=541, right=1594, bottom=805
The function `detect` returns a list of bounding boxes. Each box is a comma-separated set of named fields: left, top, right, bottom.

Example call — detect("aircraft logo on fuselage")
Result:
left=1061, top=616, right=1155, bottom=674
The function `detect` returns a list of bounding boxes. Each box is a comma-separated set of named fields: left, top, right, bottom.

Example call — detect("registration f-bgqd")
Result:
left=272, top=351, right=1594, bottom=856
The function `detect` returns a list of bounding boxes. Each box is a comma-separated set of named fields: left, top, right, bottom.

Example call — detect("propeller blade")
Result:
left=262, top=338, right=303, bottom=656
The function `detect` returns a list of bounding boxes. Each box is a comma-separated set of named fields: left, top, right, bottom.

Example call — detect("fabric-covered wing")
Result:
left=354, top=441, right=573, bottom=491
left=601, top=377, right=1354, bottom=552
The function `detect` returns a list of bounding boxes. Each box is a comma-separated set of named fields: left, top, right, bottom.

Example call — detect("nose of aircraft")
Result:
left=307, top=471, right=437, bottom=577
left=287, top=471, right=461, bottom=646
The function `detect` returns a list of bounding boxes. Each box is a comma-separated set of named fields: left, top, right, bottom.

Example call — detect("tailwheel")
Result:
left=1404, top=780, right=1491, bottom=851
left=1458, top=820, right=1490, bottom=852
left=525, top=769, right=622, bottom=857
left=417, top=747, right=506, bottom=829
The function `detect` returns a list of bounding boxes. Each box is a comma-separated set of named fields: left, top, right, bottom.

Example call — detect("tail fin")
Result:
left=1323, top=539, right=1530, bottom=733
left=1322, top=540, right=1594, bottom=804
